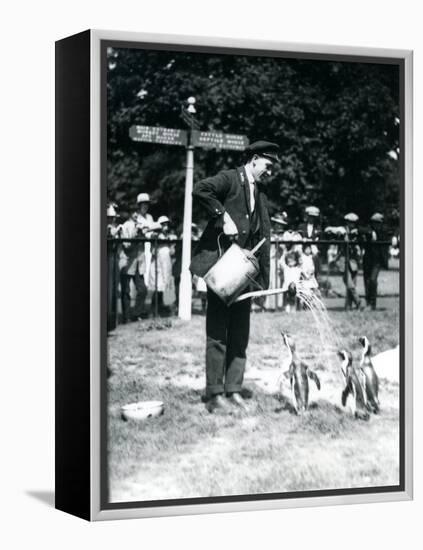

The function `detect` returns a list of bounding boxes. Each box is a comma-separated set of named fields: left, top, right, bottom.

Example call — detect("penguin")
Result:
left=358, top=336, right=380, bottom=414
left=337, top=349, right=370, bottom=421
left=281, top=332, right=321, bottom=414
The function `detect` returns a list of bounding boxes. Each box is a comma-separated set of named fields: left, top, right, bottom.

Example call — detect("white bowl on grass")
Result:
left=121, top=401, right=164, bottom=421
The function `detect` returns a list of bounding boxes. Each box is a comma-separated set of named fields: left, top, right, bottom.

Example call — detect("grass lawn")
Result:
left=322, top=267, right=399, bottom=300
left=107, top=299, right=400, bottom=503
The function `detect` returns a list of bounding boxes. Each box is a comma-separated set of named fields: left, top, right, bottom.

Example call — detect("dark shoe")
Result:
left=227, top=392, right=248, bottom=411
left=206, top=394, right=230, bottom=414
left=240, top=387, right=253, bottom=399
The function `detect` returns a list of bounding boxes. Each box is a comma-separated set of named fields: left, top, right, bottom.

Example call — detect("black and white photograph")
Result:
left=3, top=0, right=423, bottom=541
left=104, top=40, right=404, bottom=507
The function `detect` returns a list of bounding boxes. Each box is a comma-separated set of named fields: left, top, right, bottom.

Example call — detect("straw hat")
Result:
left=305, top=206, right=320, bottom=217
left=107, top=204, right=117, bottom=217
left=158, top=215, right=170, bottom=225
left=370, top=212, right=384, bottom=223
left=137, top=193, right=150, bottom=203
left=344, top=212, right=359, bottom=223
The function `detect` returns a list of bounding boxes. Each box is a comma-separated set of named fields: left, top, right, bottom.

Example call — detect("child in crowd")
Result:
left=300, top=244, right=320, bottom=296
left=279, top=249, right=302, bottom=312
left=148, top=216, right=174, bottom=316
left=279, top=244, right=321, bottom=312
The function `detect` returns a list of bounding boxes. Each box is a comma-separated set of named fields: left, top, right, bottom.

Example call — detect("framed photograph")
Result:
left=55, top=29, right=413, bottom=521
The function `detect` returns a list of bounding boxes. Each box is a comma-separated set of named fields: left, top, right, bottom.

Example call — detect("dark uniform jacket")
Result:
left=190, top=166, right=271, bottom=289
left=362, top=226, right=389, bottom=267
left=344, top=226, right=362, bottom=271
left=297, top=222, right=321, bottom=240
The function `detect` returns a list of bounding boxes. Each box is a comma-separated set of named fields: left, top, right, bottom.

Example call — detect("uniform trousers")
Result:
left=343, top=265, right=361, bottom=309
left=205, top=288, right=251, bottom=397
left=363, top=262, right=381, bottom=308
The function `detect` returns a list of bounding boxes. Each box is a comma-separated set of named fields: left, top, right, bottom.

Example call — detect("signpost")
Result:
left=129, top=110, right=249, bottom=321
left=129, top=125, right=188, bottom=146
left=191, top=130, right=248, bottom=151
left=178, top=144, right=194, bottom=320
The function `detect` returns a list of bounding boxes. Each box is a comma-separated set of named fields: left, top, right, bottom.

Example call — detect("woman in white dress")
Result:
left=148, top=216, right=175, bottom=316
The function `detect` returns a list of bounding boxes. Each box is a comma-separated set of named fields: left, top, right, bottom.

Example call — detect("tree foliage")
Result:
left=107, top=47, right=400, bottom=228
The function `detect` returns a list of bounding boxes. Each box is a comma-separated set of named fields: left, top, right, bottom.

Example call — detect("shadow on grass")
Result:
left=327, top=306, right=390, bottom=312
left=274, top=395, right=344, bottom=417
left=200, top=387, right=254, bottom=403
left=308, top=400, right=344, bottom=414
left=274, top=394, right=297, bottom=414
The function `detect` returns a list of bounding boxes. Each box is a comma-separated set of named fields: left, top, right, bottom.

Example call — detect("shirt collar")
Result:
left=244, top=164, right=255, bottom=184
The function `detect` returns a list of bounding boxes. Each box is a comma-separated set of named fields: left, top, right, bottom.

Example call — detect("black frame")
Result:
left=55, top=29, right=411, bottom=521
left=55, top=30, right=91, bottom=521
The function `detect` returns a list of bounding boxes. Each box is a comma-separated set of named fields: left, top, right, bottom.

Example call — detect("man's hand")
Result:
left=222, top=211, right=238, bottom=239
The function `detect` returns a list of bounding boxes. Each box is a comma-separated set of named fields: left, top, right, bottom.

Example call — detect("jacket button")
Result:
left=245, top=214, right=249, bottom=218
left=242, top=230, right=246, bottom=234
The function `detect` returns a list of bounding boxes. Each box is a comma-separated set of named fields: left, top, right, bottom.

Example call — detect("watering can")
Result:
left=203, top=235, right=266, bottom=306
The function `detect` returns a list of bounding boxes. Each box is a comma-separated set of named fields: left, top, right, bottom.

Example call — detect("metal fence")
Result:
left=107, top=237, right=398, bottom=330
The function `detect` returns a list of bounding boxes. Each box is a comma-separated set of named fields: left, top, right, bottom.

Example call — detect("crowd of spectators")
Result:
left=107, top=199, right=400, bottom=322
left=268, top=206, right=399, bottom=312
left=107, top=193, right=177, bottom=322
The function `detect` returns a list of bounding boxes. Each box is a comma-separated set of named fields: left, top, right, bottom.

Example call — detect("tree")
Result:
left=107, top=47, right=400, bottom=229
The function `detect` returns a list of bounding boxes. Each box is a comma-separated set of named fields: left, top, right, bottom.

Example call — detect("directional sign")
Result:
left=191, top=131, right=249, bottom=151
left=129, top=125, right=188, bottom=146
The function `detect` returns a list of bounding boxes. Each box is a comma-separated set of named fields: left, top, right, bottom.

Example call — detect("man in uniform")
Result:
left=298, top=206, right=321, bottom=240
left=342, top=212, right=363, bottom=311
left=190, top=140, right=279, bottom=412
left=120, top=193, right=156, bottom=322
left=363, top=212, right=387, bottom=310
